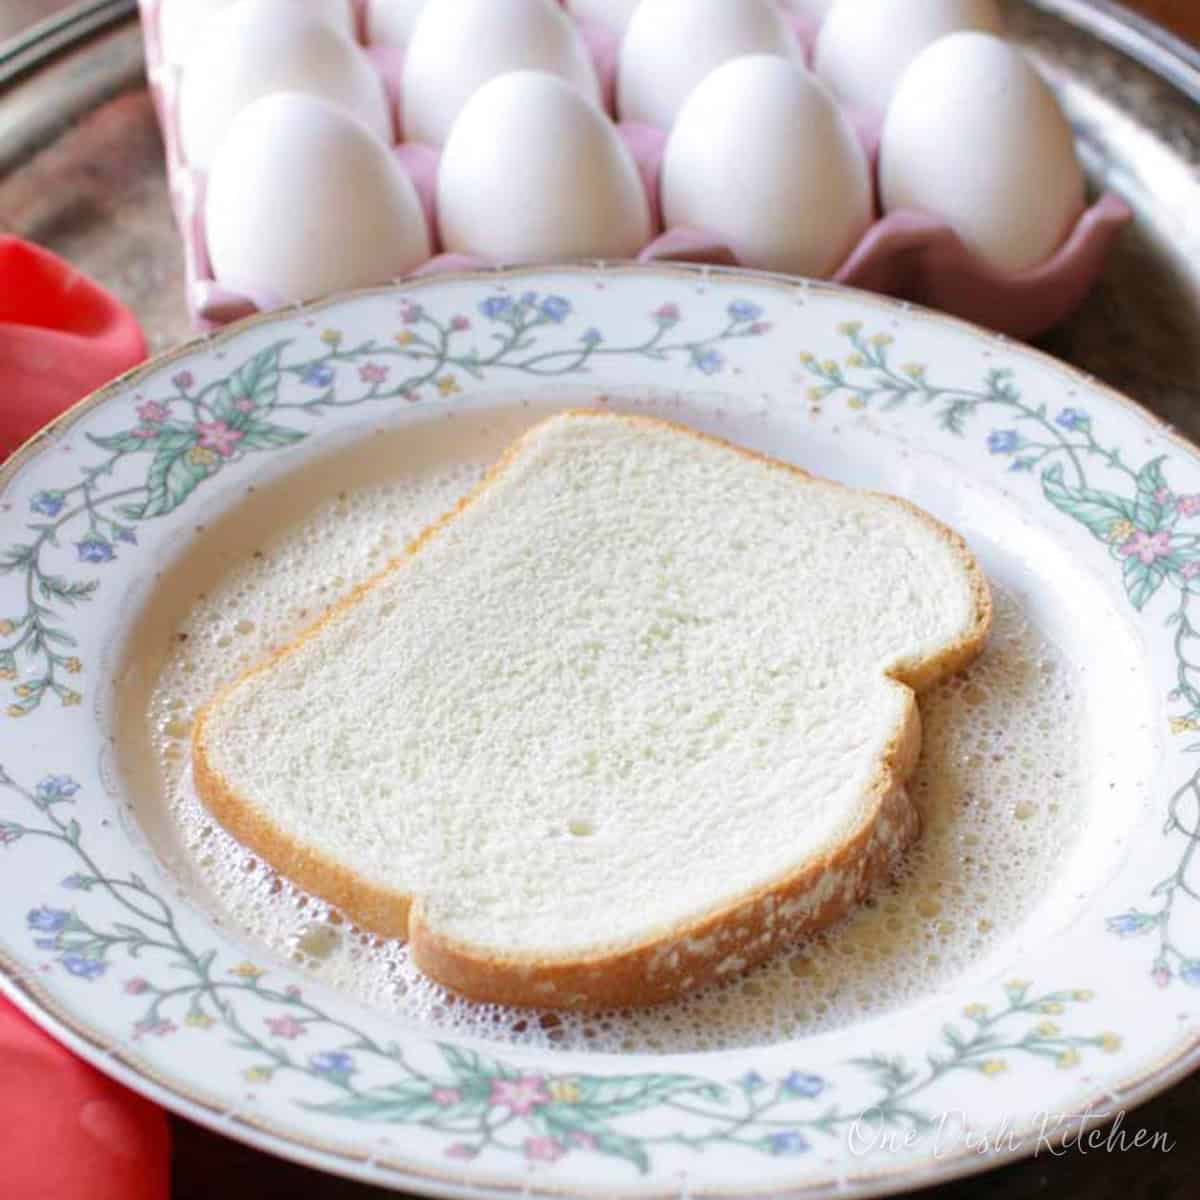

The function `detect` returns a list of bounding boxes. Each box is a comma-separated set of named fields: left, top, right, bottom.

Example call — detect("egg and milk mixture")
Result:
left=149, top=461, right=1087, bottom=1053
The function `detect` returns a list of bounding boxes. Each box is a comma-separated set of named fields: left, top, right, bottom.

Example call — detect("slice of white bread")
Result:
left=193, top=411, right=991, bottom=1009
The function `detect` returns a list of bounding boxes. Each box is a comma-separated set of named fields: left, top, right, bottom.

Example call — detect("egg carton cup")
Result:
left=139, top=0, right=1131, bottom=340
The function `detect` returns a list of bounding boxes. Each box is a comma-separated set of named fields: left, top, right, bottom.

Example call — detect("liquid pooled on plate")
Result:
left=148, top=458, right=1085, bottom=1053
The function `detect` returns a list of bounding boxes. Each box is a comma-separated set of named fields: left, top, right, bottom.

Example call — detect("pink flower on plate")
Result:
left=131, top=427, right=159, bottom=440
left=284, top=984, right=302, bottom=1000
left=1183, top=562, right=1200, bottom=580
left=431, top=1087, right=461, bottom=1107
left=524, top=1136, right=566, bottom=1163
left=1178, top=495, right=1200, bottom=517
left=1155, top=487, right=1173, bottom=506
left=359, top=363, right=389, bottom=386
left=134, top=1018, right=177, bottom=1038
left=445, top=1143, right=477, bottom=1160
left=265, top=1015, right=306, bottom=1040
left=450, top=315, right=471, bottom=331
left=172, top=370, right=194, bottom=391
left=1153, top=966, right=1172, bottom=988
left=124, top=978, right=150, bottom=995
left=489, top=1075, right=549, bottom=1115
left=653, top=302, right=680, bottom=324
left=233, top=397, right=255, bottom=414
left=137, top=400, right=168, bottom=424
left=566, top=1130, right=597, bottom=1150
left=1119, top=529, right=1171, bottom=565
left=195, top=420, right=244, bottom=458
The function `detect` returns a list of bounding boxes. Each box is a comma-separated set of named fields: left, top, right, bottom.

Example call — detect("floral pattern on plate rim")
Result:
left=0, top=277, right=1190, bottom=1180
left=2, top=765, right=1122, bottom=1171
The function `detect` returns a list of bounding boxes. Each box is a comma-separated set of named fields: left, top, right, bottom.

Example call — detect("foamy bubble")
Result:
left=149, top=474, right=1086, bottom=1053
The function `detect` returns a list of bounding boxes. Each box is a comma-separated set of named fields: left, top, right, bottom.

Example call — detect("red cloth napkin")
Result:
left=0, top=238, right=167, bottom=1197
left=0, top=999, right=169, bottom=1199
left=0, top=236, right=147, bottom=459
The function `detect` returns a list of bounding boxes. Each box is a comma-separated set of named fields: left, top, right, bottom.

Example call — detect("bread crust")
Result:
left=192, top=410, right=992, bottom=1010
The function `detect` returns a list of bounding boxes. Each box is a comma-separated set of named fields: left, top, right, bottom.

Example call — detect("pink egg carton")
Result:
left=139, top=0, right=1131, bottom=339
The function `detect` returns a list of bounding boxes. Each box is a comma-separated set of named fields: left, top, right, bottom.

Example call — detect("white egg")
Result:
left=365, top=0, right=430, bottom=47
left=178, top=0, right=390, bottom=167
left=880, top=33, right=1086, bottom=272
left=661, top=55, right=871, bottom=277
left=402, top=0, right=600, bottom=146
left=205, top=92, right=430, bottom=302
left=618, top=0, right=798, bottom=130
left=438, top=71, right=652, bottom=263
left=816, top=0, right=1002, bottom=113
left=565, top=0, right=642, bottom=33
left=158, top=0, right=236, bottom=66
left=776, top=0, right=835, bottom=24
left=159, top=0, right=354, bottom=67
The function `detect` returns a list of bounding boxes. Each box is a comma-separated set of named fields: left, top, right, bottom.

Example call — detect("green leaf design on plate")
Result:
left=305, top=1085, right=451, bottom=1124
left=39, top=576, right=97, bottom=607
left=87, top=430, right=158, bottom=453
left=439, top=1043, right=517, bottom=1083
left=236, top=422, right=307, bottom=451
left=1123, top=553, right=1167, bottom=611
left=214, top=343, right=286, bottom=421
left=137, top=437, right=209, bottom=519
left=1041, top=464, right=1137, bottom=542
left=571, top=1073, right=723, bottom=1115
left=1135, top=456, right=1169, bottom=531
left=590, top=1130, right=650, bottom=1173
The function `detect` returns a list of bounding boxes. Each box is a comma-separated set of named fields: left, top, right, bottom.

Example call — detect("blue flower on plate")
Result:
left=782, top=1071, right=825, bottom=1099
left=1106, top=912, right=1157, bottom=937
left=311, top=1051, right=355, bottom=1076
left=987, top=430, right=1021, bottom=455
left=728, top=300, right=764, bottom=323
left=479, top=296, right=514, bottom=320
left=300, top=363, right=335, bottom=389
left=1179, top=961, right=1200, bottom=987
left=37, top=775, right=80, bottom=803
left=738, top=1070, right=766, bottom=1092
left=1056, top=408, right=1090, bottom=431
left=62, top=955, right=107, bottom=980
left=767, top=1131, right=810, bottom=1155
left=30, top=491, right=65, bottom=518
left=27, top=906, right=69, bottom=933
left=693, top=349, right=724, bottom=376
left=76, top=536, right=115, bottom=564
left=539, top=296, right=571, bottom=324
left=580, top=327, right=603, bottom=347
left=34, top=937, right=61, bottom=951
left=61, top=874, right=93, bottom=891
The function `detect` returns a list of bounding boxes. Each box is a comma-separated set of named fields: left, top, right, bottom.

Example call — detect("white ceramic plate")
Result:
left=0, top=265, right=1196, bottom=1198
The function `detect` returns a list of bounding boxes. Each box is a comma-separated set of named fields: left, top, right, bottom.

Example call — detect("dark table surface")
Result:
left=1, top=1, right=1199, bottom=1197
